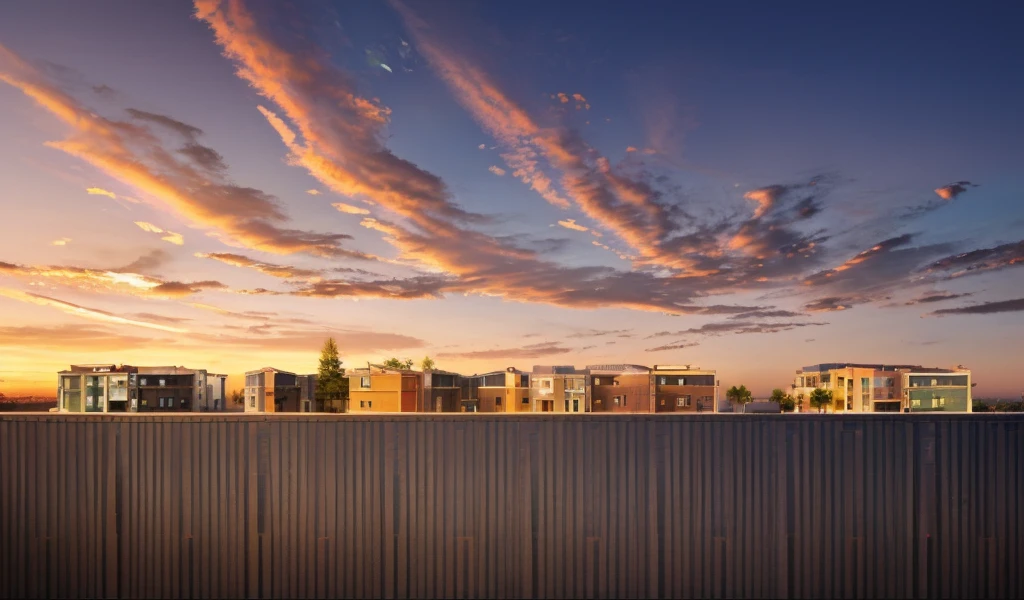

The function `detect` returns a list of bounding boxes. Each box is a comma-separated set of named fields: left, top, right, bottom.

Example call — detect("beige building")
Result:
left=244, top=367, right=317, bottom=413
left=530, top=366, right=588, bottom=413
left=793, top=363, right=973, bottom=413
left=57, top=364, right=226, bottom=413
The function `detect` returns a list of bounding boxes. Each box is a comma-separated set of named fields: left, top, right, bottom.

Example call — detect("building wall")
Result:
left=590, top=373, right=650, bottom=413
left=348, top=372, right=421, bottom=413
left=905, top=371, right=972, bottom=412
left=654, top=385, right=716, bottom=412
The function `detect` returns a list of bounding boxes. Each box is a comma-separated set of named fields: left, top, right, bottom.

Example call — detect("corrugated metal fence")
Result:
left=0, top=414, right=1021, bottom=599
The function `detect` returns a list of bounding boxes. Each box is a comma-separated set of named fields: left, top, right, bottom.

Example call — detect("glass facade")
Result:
left=908, top=388, right=969, bottom=412
left=85, top=376, right=105, bottom=413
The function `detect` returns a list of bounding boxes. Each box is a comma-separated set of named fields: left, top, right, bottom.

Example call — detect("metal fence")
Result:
left=0, top=413, right=1020, bottom=599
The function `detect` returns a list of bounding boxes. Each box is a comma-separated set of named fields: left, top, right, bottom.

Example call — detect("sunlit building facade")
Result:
left=347, top=365, right=421, bottom=413
left=531, top=366, right=588, bottom=413
left=57, top=364, right=226, bottom=413
left=793, top=363, right=972, bottom=413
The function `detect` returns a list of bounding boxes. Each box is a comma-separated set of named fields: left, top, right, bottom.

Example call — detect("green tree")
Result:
left=316, top=337, right=348, bottom=412
left=382, top=357, right=414, bottom=370
left=230, top=389, right=244, bottom=405
left=972, top=399, right=989, bottom=413
left=726, top=384, right=753, bottom=413
left=421, top=356, right=436, bottom=371
left=770, top=388, right=796, bottom=412
left=809, top=388, right=833, bottom=414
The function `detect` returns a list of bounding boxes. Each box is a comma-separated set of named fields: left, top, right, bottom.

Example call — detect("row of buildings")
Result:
left=54, top=361, right=975, bottom=414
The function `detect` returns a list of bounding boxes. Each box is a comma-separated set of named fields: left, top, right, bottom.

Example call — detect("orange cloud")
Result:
left=0, top=288, right=189, bottom=332
left=306, top=189, right=321, bottom=195
left=557, top=219, right=588, bottom=232
left=195, top=251, right=324, bottom=280
left=86, top=187, right=116, bottom=198
left=193, top=1, right=772, bottom=316
left=394, top=6, right=711, bottom=274
left=332, top=202, right=371, bottom=215
left=51, top=238, right=71, bottom=246
left=0, top=43, right=357, bottom=259
left=0, top=257, right=224, bottom=298
left=134, top=221, right=184, bottom=245
left=488, top=165, right=506, bottom=176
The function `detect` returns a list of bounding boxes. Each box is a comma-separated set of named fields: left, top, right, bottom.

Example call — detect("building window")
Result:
left=522, top=396, right=529, bottom=405
left=678, top=377, right=685, bottom=386
left=140, top=378, right=147, bottom=386
left=159, top=379, right=166, bottom=387
left=249, top=397, right=255, bottom=408
left=614, top=396, right=620, bottom=405
left=593, top=378, right=600, bottom=385
left=360, top=377, right=370, bottom=388
left=659, top=377, right=666, bottom=385
left=495, top=396, right=502, bottom=406
left=677, top=396, right=691, bottom=407
left=360, top=400, right=365, bottom=408
left=622, top=395, right=627, bottom=406
left=368, top=401, right=372, bottom=409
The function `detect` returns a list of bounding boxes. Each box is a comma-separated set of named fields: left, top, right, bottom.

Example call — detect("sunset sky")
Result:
left=1, top=0, right=1022, bottom=398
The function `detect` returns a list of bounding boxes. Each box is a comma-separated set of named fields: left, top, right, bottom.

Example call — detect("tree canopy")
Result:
left=770, top=388, right=796, bottom=412
left=809, top=388, right=833, bottom=413
left=382, top=358, right=414, bottom=370
left=316, top=337, right=348, bottom=409
left=421, top=356, right=436, bottom=371
left=726, top=385, right=753, bottom=412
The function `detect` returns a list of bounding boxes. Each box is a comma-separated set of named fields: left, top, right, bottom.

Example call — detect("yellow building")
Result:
left=348, top=365, right=421, bottom=413
left=461, top=368, right=531, bottom=413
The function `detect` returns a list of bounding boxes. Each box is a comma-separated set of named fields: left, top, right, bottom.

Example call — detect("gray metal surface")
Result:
left=0, top=414, right=1020, bottom=599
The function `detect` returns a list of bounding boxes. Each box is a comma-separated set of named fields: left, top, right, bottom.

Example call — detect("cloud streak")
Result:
left=0, top=256, right=224, bottom=298
left=438, top=341, right=571, bottom=360
left=930, top=297, right=1024, bottom=316
left=0, top=288, right=189, bottom=332
left=0, top=43, right=360, bottom=258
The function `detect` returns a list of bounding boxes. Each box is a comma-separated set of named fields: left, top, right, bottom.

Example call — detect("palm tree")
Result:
left=809, top=388, right=833, bottom=414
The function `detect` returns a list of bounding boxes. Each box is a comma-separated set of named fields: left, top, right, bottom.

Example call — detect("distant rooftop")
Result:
left=586, top=364, right=650, bottom=374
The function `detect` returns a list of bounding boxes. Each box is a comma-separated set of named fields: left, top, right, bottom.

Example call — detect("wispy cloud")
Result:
left=332, top=202, right=371, bottom=215
left=134, top=221, right=184, bottom=245
left=904, top=291, right=973, bottom=305
left=648, top=319, right=825, bottom=339
left=566, top=328, right=632, bottom=339
left=920, top=239, right=1024, bottom=280
left=438, top=341, right=570, bottom=360
left=488, top=165, right=506, bottom=176
left=803, top=296, right=856, bottom=312
left=0, top=43, right=359, bottom=258
left=0, top=256, right=224, bottom=298
left=195, top=251, right=325, bottom=280
left=0, top=288, right=189, bottom=332
left=86, top=187, right=116, bottom=199
left=930, top=297, right=1024, bottom=316
left=934, top=180, right=976, bottom=201
left=645, top=341, right=699, bottom=352
left=557, top=218, right=589, bottom=232
left=0, top=324, right=155, bottom=350
left=51, top=238, right=71, bottom=246
left=306, top=189, right=321, bottom=195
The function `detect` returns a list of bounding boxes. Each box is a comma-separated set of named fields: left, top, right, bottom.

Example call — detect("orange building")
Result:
left=460, top=367, right=531, bottom=413
left=348, top=365, right=421, bottom=413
